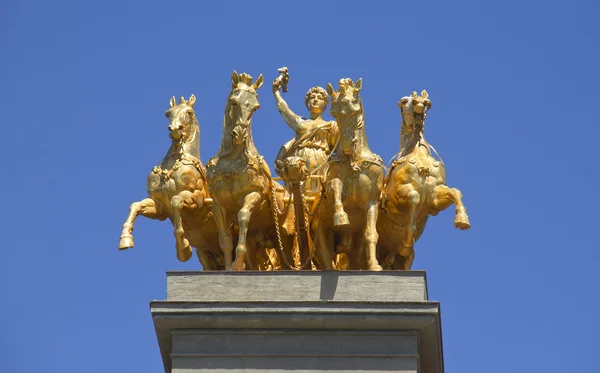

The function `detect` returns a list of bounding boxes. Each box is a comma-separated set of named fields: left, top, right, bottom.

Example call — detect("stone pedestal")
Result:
left=151, top=271, right=443, bottom=373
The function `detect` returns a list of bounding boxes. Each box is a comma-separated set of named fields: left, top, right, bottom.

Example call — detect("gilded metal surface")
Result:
left=272, top=68, right=340, bottom=269
left=273, top=68, right=339, bottom=194
left=311, top=78, right=385, bottom=271
left=119, top=71, right=472, bottom=272
left=206, top=71, right=296, bottom=271
left=377, top=90, right=471, bottom=270
left=119, top=95, right=225, bottom=269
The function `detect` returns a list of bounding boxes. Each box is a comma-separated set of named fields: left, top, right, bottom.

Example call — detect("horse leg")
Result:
left=313, top=220, right=335, bottom=270
left=119, top=198, right=165, bottom=250
left=196, top=250, right=218, bottom=270
left=171, top=190, right=203, bottom=262
left=349, top=232, right=365, bottom=270
left=395, top=184, right=420, bottom=265
left=365, top=202, right=383, bottom=271
left=278, top=193, right=298, bottom=270
left=431, top=185, right=471, bottom=230
left=395, top=250, right=415, bottom=270
left=329, top=178, right=349, bottom=227
left=397, top=248, right=416, bottom=270
left=244, top=237, right=259, bottom=271
left=233, top=191, right=262, bottom=271
left=212, top=202, right=234, bottom=270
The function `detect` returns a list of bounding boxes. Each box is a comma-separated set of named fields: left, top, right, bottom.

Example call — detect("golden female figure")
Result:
left=273, top=69, right=339, bottom=193
left=272, top=68, right=340, bottom=269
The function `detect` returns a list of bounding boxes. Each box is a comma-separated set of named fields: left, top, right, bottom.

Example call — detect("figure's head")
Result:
left=166, top=94, right=197, bottom=144
left=304, top=86, right=329, bottom=115
left=327, top=78, right=363, bottom=118
left=398, top=90, right=431, bottom=131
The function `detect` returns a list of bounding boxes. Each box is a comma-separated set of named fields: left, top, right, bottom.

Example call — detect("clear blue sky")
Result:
left=1, top=1, right=598, bottom=372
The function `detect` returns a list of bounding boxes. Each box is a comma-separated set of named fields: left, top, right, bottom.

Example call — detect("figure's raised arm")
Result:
left=272, top=68, right=301, bottom=130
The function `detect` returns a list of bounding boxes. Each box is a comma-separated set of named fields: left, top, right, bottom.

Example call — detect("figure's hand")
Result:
left=272, top=77, right=282, bottom=93
left=273, top=67, right=289, bottom=93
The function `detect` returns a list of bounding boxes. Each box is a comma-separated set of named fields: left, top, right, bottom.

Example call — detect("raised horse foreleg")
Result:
left=171, top=190, right=204, bottom=262
left=329, top=178, right=349, bottom=227
left=119, top=198, right=166, bottom=250
left=431, top=185, right=471, bottom=230
left=233, top=191, right=263, bottom=271
left=212, top=202, right=234, bottom=270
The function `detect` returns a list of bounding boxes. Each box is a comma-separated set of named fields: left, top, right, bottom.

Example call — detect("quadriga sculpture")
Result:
left=206, top=71, right=296, bottom=271
left=119, top=95, right=225, bottom=270
left=377, top=90, right=471, bottom=270
left=312, top=78, right=385, bottom=271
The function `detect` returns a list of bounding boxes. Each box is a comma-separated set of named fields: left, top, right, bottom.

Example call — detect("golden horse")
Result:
left=312, top=78, right=385, bottom=271
left=118, top=95, right=225, bottom=270
left=206, top=71, right=296, bottom=271
left=377, top=90, right=471, bottom=270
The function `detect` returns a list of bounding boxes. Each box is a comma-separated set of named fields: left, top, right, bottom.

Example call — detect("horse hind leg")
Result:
left=395, top=248, right=415, bottom=270
left=277, top=191, right=299, bottom=270
left=243, top=237, right=259, bottom=271
left=313, top=219, right=335, bottom=270
left=431, top=185, right=471, bottom=230
left=329, top=178, right=349, bottom=227
left=119, top=198, right=165, bottom=250
left=196, top=249, right=219, bottom=270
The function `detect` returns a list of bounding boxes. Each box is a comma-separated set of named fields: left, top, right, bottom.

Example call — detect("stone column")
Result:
left=151, top=271, right=443, bottom=373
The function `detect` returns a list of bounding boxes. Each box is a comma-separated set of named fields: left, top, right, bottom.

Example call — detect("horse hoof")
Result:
left=119, top=235, right=134, bottom=250
left=369, top=264, right=383, bottom=271
left=176, top=240, right=193, bottom=262
left=334, top=211, right=350, bottom=227
left=454, top=213, right=471, bottom=230
left=232, top=260, right=245, bottom=271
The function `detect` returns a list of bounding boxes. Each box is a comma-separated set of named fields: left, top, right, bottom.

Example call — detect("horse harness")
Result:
left=152, top=153, right=207, bottom=182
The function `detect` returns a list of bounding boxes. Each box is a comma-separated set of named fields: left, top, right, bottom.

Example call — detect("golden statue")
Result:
left=377, top=90, right=471, bottom=270
left=118, top=95, right=226, bottom=270
left=118, top=70, right=472, bottom=273
left=311, top=78, right=385, bottom=271
left=272, top=67, right=339, bottom=192
left=206, top=71, right=297, bottom=271
left=272, top=67, right=340, bottom=269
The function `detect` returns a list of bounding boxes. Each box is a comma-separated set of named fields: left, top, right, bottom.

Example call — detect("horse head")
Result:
left=327, top=78, right=364, bottom=155
left=398, top=90, right=432, bottom=135
left=227, top=71, right=264, bottom=146
left=166, top=94, right=198, bottom=148
left=327, top=78, right=363, bottom=118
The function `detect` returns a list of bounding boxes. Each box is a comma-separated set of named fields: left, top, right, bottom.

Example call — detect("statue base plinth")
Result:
left=151, top=271, right=443, bottom=373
